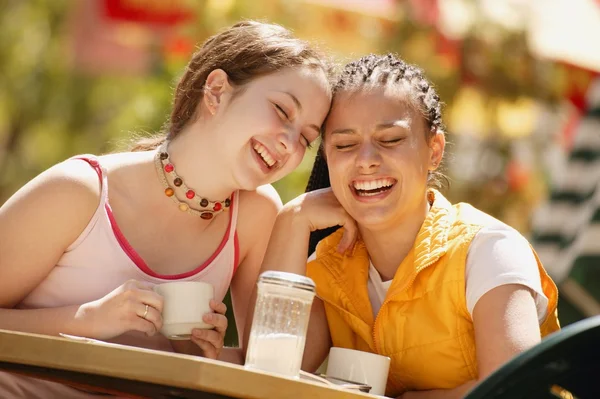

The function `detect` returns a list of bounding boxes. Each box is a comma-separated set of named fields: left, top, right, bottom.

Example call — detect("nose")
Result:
left=275, top=129, right=299, bottom=155
left=356, top=141, right=381, bottom=171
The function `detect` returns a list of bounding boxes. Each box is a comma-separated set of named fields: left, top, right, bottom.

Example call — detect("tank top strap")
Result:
left=228, top=191, right=240, bottom=240
left=64, top=155, right=109, bottom=252
left=229, top=191, right=241, bottom=275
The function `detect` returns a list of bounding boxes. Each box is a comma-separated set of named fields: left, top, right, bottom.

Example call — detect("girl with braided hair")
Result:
left=246, top=54, right=560, bottom=398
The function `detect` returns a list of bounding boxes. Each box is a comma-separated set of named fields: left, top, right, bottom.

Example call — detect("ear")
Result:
left=203, top=69, right=234, bottom=115
left=428, top=129, right=445, bottom=171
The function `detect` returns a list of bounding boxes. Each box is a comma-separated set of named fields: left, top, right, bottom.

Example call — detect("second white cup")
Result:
left=153, top=281, right=214, bottom=340
left=326, top=347, right=391, bottom=396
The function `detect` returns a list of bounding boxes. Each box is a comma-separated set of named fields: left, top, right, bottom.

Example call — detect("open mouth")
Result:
left=253, top=142, right=276, bottom=170
left=352, top=178, right=396, bottom=197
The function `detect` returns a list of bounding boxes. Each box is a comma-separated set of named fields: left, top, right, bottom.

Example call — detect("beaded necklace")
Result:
left=154, top=141, right=231, bottom=219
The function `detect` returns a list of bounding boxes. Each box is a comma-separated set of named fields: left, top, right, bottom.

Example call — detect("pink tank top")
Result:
left=17, top=156, right=240, bottom=351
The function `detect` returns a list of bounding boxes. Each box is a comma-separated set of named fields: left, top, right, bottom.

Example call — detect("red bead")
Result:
left=213, top=202, right=222, bottom=211
left=164, top=164, right=174, bottom=173
left=186, top=190, right=195, bottom=199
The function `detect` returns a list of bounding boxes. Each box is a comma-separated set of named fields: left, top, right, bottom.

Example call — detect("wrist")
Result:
left=71, top=302, right=96, bottom=338
left=279, top=200, right=312, bottom=232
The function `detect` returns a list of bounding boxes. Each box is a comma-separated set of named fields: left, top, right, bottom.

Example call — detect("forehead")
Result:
left=325, top=86, right=423, bottom=133
left=249, top=66, right=331, bottom=97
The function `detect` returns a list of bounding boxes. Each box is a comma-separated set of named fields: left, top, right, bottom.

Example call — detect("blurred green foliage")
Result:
left=0, top=1, right=171, bottom=200
left=0, top=0, right=316, bottom=205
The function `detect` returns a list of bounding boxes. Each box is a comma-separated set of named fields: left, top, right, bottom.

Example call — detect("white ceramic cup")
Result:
left=153, top=281, right=214, bottom=340
left=326, top=347, right=391, bottom=396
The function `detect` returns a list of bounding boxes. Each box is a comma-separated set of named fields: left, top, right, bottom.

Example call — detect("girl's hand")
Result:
left=190, top=299, right=228, bottom=359
left=283, top=188, right=358, bottom=253
left=77, top=280, right=163, bottom=340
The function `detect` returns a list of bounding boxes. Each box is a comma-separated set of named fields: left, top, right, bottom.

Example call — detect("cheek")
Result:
left=282, top=148, right=306, bottom=172
left=324, top=160, right=348, bottom=192
left=234, top=101, right=280, bottom=132
left=260, top=113, right=282, bottom=133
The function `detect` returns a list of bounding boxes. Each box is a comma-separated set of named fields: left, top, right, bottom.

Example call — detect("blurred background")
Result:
left=1, top=0, right=599, bottom=342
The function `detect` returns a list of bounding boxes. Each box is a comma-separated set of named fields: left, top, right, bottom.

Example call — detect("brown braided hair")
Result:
left=306, top=53, right=446, bottom=256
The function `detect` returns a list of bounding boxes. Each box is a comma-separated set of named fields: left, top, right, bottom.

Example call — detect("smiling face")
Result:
left=323, top=85, right=444, bottom=230
left=213, top=66, right=331, bottom=190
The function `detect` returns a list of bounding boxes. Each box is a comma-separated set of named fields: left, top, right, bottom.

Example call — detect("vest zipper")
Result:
left=371, top=257, right=440, bottom=353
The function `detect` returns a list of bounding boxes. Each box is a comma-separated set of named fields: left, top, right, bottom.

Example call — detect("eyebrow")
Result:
left=282, top=91, right=320, bottom=135
left=331, top=120, right=410, bottom=135
left=331, top=128, right=356, bottom=135
left=375, top=120, right=410, bottom=131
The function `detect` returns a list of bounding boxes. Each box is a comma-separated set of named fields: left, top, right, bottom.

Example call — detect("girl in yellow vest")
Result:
left=246, top=54, right=560, bottom=398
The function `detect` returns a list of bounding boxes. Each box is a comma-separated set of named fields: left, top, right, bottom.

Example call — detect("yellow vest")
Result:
left=306, top=191, right=560, bottom=397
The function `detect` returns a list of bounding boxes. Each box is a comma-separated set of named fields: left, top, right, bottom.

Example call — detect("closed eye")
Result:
left=335, top=143, right=356, bottom=150
left=381, top=137, right=405, bottom=145
left=274, top=103, right=289, bottom=120
left=302, top=135, right=313, bottom=149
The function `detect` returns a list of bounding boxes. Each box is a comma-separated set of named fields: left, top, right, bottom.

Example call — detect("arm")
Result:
left=0, top=160, right=162, bottom=339
left=0, top=160, right=102, bottom=336
left=400, top=284, right=542, bottom=399
left=301, top=297, right=332, bottom=372
left=221, top=185, right=282, bottom=364
left=242, top=188, right=357, bottom=368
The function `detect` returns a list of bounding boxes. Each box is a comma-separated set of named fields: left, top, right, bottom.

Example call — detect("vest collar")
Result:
left=331, top=190, right=453, bottom=274
left=315, top=190, right=454, bottom=325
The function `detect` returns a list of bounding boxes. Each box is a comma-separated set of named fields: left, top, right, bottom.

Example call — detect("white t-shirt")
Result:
left=309, top=224, right=549, bottom=323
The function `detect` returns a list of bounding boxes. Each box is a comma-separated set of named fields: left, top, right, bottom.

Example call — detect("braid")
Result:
left=334, top=53, right=447, bottom=188
left=334, top=53, right=445, bottom=134
left=305, top=149, right=339, bottom=257
left=304, top=53, right=448, bottom=256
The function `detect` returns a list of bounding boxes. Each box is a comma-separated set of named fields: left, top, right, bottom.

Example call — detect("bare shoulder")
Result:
left=0, top=158, right=103, bottom=236
left=30, top=158, right=101, bottom=208
left=237, top=184, right=283, bottom=216
left=0, top=158, right=105, bottom=306
left=235, top=185, right=282, bottom=247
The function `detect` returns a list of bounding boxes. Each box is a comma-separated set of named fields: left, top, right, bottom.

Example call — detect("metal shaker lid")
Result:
left=258, top=271, right=316, bottom=293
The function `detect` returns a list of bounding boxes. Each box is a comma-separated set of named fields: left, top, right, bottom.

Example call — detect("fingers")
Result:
left=192, top=329, right=224, bottom=351
left=210, top=299, right=227, bottom=315
left=119, top=281, right=164, bottom=335
left=203, top=311, right=228, bottom=333
left=131, top=280, right=156, bottom=291
left=192, top=308, right=227, bottom=359
left=132, top=312, right=159, bottom=336
left=191, top=335, right=219, bottom=359
left=337, top=214, right=358, bottom=254
left=136, top=303, right=163, bottom=334
left=127, top=287, right=164, bottom=313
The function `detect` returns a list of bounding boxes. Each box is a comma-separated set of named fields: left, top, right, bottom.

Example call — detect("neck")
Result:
left=166, top=125, right=236, bottom=202
left=359, top=194, right=430, bottom=281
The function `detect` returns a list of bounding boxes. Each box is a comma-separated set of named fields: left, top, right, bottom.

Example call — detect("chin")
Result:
left=233, top=173, right=261, bottom=192
left=356, top=217, right=393, bottom=230
left=347, top=209, right=391, bottom=230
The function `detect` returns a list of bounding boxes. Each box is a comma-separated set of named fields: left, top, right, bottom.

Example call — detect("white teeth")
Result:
left=253, top=143, right=276, bottom=167
left=353, top=178, right=395, bottom=191
left=357, top=190, right=384, bottom=197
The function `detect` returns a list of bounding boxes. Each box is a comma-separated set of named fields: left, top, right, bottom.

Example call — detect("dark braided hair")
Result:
left=306, top=53, right=446, bottom=256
